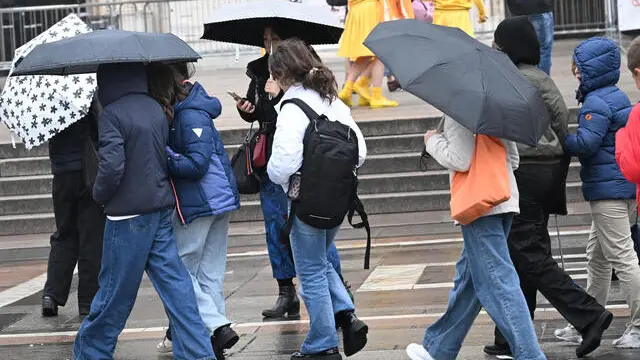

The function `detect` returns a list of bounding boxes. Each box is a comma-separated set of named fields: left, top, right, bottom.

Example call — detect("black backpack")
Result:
left=279, top=98, right=372, bottom=269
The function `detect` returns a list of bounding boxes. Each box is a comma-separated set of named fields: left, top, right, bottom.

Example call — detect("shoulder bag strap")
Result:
left=280, top=98, right=321, bottom=120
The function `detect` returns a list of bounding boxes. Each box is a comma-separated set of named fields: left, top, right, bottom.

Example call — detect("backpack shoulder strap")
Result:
left=280, top=98, right=321, bottom=121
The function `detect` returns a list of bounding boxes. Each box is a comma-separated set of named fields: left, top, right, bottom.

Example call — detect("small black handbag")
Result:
left=231, top=124, right=261, bottom=194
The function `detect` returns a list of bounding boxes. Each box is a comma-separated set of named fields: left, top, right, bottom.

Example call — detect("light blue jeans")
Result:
left=529, top=12, right=554, bottom=75
left=174, top=212, right=232, bottom=335
left=422, top=214, right=546, bottom=360
left=73, top=210, right=214, bottom=360
left=290, top=215, right=354, bottom=354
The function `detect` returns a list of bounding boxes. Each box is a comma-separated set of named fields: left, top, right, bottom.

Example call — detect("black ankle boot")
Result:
left=262, top=284, right=300, bottom=318
left=336, top=310, right=368, bottom=357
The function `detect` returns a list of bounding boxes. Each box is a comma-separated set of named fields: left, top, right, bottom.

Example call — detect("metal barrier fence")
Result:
left=0, top=0, right=624, bottom=70
left=0, top=0, right=262, bottom=70
left=552, top=0, right=618, bottom=35
left=0, top=0, right=177, bottom=66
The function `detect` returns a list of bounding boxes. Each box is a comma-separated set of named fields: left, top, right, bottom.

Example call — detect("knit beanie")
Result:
left=494, top=16, right=541, bottom=67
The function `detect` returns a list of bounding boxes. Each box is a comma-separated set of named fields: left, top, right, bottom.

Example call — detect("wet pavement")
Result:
left=0, top=240, right=638, bottom=360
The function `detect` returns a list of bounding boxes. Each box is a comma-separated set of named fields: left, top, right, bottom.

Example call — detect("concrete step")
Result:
left=0, top=109, right=583, bottom=161
left=0, top=182, right=588, bottom=234
left=0, top=174, right=52, bottom=196
left=0, top=169, right=588, bottom=217
left=0, top=143, right=48, bottom=160
left=0, top=213, right=54, bottom=236
left=0, top=202, right=595, bottom=254
left=0, top=157, right=50, bottom=177
left=0, top=158, right=584, bottom=199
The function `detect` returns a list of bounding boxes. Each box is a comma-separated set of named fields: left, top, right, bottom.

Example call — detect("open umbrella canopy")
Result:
left=364, top=19, right=550, bottom=146
left=203, top=0, right=343, bottom=47
left=0, top=14, right=96, bottom=149
left=11, top=30, right=201, bottom=77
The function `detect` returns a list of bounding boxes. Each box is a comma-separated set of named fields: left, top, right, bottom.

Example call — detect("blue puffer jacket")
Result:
left=565, top=37, right=635, bottom=201
left=167, top=82, right=240, bottom=224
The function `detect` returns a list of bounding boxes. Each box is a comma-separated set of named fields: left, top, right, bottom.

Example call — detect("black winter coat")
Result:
left=93, top=63, right=175, bottom=216
left=237, top=55, right=283, bottom=162
left=48, top=98, right=100, bottom=175
left=506, top=0, right=552, bottom=16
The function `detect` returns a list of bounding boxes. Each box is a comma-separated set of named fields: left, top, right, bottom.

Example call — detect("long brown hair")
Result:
left=268, top=38, right=337, bottom=102
left=146, top=62, right=190, bottom=122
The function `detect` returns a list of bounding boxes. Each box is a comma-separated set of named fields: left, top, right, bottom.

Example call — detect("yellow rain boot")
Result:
left=339, top=80, right=354, bottom=107
left=354, top=76, right=371, bottom=107
left=370, top=87, right=398, bottom=108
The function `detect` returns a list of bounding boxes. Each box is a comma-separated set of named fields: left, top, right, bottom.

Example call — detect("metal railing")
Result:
left=0, top=0, right=264, bottom=70
left=552, top=0, right=618, bottom=35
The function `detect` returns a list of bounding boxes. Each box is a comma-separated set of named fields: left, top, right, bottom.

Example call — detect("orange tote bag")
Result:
left=449, top=134, right=511, bottom=225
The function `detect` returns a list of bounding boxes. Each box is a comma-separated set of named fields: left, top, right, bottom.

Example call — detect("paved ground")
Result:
left=0, top=242, right=638, bottom=359
left=1, top=38, right=640, bottom=359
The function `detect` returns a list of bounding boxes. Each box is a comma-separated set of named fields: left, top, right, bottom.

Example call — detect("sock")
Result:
left=277, top=278, right=294, bottom=287
left=342, top=80, right=354, bottom=93
left=355, top=76, right=370, bottom=88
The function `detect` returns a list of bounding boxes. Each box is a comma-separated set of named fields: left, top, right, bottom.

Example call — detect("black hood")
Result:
left=97, top=63, right=148, bottom=106
left=494, top=16, right=540, bottom=67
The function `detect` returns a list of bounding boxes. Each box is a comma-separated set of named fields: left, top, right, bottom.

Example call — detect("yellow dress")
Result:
left=432, top=0, right=486, bottom=38
left=338, top=0, right=414, bottom=59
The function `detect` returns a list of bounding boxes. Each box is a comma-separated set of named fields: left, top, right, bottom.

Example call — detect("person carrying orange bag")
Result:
left=405, top=115, right=547, bottom=360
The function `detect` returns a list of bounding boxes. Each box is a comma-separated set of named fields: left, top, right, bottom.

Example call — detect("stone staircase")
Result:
left=0, top=112, right=593, bottom=255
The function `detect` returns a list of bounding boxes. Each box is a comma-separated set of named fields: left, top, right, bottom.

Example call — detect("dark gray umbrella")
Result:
left=364, top=19, right=550, bottom=146
left=11, top=30, right=201, bottom=76
left=203, top=0, right=343, bottom=47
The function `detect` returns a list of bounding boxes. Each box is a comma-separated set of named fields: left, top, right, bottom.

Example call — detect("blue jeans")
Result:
left=529, top=12, right=554, bottom=75
left=290, top=216, right=354, bottom=354
left=260, top=177, right=342, bottom=279
left=174, top=212, right=231, bottom=334
left=422, top=214, right=546, bottom=360
left=72, top=210, right=214, bottom=360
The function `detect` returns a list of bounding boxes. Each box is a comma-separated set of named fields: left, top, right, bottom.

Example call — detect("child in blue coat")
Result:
left=555, top=37, right=640, bottom=349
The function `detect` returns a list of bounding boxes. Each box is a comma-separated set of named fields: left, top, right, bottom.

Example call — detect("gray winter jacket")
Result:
left=516, top=64, right=569, bottom=163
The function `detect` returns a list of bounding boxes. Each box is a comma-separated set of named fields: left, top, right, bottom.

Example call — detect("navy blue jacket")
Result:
left=565, top=37, right=635, bottom=201
left=93, top=63, right=175, bottom=216
left=167, top=82, right=240, bottom=224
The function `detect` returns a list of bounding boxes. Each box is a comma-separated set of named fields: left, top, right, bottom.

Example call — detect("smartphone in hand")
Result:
left=227, top=91, right=243, bottom=102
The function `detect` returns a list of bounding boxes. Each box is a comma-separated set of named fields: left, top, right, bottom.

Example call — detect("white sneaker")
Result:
left=406, top=343, right=434, bottom=360
left=613, top=325, right=640, bottom=348
left=156, top=336, right=173, bottom=354
left=554, top=324, right=583, bottom=344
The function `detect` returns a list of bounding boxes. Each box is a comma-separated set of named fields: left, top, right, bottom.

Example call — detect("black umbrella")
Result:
left=364, top=19, right=550, bottom=146
left=203, top=0, right=343, bottom=47
left=11, top=30, right=201, bottom=77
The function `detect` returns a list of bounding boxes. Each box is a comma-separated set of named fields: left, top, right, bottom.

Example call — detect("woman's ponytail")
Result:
left=302, top=66, right=338, bottom=102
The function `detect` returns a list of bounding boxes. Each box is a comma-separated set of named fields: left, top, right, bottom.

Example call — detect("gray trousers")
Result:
left=587, top=199, right=640, bottom=326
